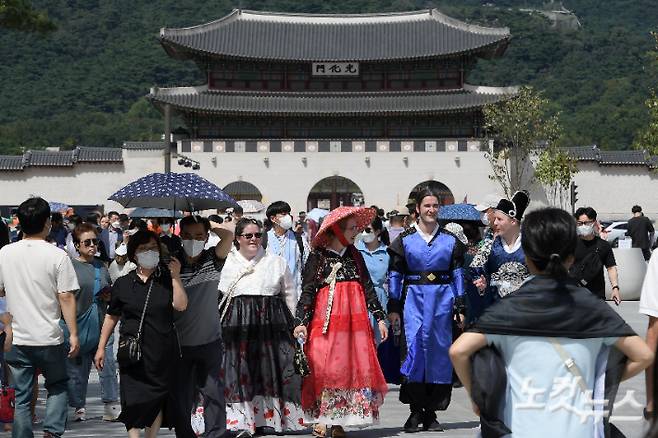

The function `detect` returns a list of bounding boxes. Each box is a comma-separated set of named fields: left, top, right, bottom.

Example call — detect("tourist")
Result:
left=109, top=242, right=137, bottom=283
left=571, top=207, right=620, bottom=303
left=387, top=188, right=466, bottom=432
left=65, top=214, right=83, bottom=257
left=626, top=205, right=655, bottom=261
left=219, top=218, right=304, bottom=437
left=100, top=214, right=110, bottom=230
left=294, top=206, right=388, bottom=438
left=473, top=193, right=500, bottom=240
left=172, top=216, right=233, bottom=438
left=101, top=211, right=123, bottom=260
left=640, top=251, right=658, bottom=420
left=48, top=212, right=68, bottom=248
left=67, top=222, right=120, bottom=422
left=0, top=197, right=80, bottom=438
left=387, top=210, right=407, bottom=243
left=264, top=201, right=310, bottom=299
left=232, top=205, right=244, bottom=220
left=470, top=191, right=530, bottom=304
left=450, top=207, right=654, bottom=438
left=159, top=217, right=181, bottom=257
left=95, top=230, right=188, bottom=438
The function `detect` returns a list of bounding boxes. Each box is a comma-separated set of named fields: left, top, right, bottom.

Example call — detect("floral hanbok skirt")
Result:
left=302, top=280, right=388, bottom=426
left=222, top=295, right=305, bottom=433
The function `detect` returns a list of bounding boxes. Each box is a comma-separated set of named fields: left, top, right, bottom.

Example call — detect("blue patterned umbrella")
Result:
left=48, top=201, right=69, bottom=213
left=129, top=208, right=183, bottom=219
left=439, top=203, right=481, bottom=221
left=109, top=173, right=238, bottom=212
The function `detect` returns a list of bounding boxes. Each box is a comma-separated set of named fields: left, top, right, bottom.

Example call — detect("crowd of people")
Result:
left=0, top=191, right=657, bottom=438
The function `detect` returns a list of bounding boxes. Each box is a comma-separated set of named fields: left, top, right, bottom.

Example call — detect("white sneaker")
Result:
left=74, top=407, right=86, bottom=422
left=102, top=403, right=121, bottom=422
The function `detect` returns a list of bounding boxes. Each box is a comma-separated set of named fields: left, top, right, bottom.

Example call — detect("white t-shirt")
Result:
left=0, top=239, right=79, bottom=346
left=641, top=251, right=658, bottom=317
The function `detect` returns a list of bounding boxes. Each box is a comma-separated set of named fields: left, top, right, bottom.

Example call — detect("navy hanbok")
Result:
left=387, top=225, right=465, bottom=411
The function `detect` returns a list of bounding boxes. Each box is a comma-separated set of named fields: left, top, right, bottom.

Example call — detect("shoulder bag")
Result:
left=117, top=277, right=154, bottom=365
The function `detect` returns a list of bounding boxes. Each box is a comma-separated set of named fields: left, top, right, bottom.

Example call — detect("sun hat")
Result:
left=312, top=206, right=375, bottom=248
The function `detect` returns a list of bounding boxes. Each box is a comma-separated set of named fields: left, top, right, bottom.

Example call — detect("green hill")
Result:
left=0, top=0, right=656, bottom=154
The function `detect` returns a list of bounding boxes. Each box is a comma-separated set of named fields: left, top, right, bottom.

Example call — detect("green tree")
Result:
left=483, top=86, right=562, bottom=197
left=534, top=146, right=578, bottom=209
left=633, top=32, right=658, bottom=155
left=0, top=0, right=55, bottom=32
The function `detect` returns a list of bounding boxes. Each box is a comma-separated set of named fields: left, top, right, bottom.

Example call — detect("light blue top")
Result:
left=486, top=334, right=619, bottom=438
left=357, top=240, right=389, bottom=343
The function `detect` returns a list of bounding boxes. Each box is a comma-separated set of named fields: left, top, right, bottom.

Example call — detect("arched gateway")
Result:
left=307, top=176, right=364, bottom=211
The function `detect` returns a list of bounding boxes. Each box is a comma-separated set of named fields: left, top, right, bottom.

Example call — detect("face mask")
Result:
left=136, top=250, right=160, bottom=269
left=182, top=239, right=205, bottom=258
left=277, top=214, right=293, bottom=230
left=361, top=231, right=377, bottom=244
left=577, top=224, right=595, bottom=237
left=161, top=224, right=172, bottom=234
left=111, top=221, right=121, bottom=229
left=480, top=213, right=490, bottom=226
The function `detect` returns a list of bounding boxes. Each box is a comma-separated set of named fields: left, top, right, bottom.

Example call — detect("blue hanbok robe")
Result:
left=470, top=235, right=528, bottom=307
left=387, top=226, right=465, bottom=385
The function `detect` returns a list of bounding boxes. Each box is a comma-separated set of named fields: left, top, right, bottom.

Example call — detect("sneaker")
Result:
left=102, top=403, right=121, bottom=421
left=74, top=407, right=86, bottom=422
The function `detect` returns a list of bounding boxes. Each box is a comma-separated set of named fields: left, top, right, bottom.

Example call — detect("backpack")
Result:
left=569, top=242, right=603, bottom=286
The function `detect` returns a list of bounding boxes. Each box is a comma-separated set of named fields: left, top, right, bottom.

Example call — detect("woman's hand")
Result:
left=473, top=275, right=487, bottom=293
left=293, top=325, right=307, bottom=340
left=94, top=348, right=105, bottom=371
left=168, top=256, right=182, bottom=279
left=378, top=320, right=388, bottom=342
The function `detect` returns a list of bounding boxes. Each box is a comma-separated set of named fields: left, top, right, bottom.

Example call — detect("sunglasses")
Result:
left=80, top=238, right=99, bottom=247
left=239, top=233, right=263, bottom=239
left=364, top=227, right=372, bottom=233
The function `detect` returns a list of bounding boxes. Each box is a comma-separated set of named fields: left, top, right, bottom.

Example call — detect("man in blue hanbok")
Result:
left=387, top=188, right=466, bottom=432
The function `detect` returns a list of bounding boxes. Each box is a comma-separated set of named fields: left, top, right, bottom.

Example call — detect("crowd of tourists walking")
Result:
left=0, top=191, right=657, bottom=438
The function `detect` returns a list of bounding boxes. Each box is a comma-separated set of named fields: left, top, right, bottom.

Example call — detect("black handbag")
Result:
left=117, top=278, right=153, bottom=365
left=293, top=337, right=310, bottom=377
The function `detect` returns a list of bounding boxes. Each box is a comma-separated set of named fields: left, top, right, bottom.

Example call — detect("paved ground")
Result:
left=1, top=301, right=652, bottom=437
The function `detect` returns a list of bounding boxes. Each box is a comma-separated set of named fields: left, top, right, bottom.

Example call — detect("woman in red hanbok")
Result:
left=293, top=207, right=389, bottom=438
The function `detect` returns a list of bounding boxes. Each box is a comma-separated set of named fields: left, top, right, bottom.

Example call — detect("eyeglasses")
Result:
left=239, top=233, right=263, bottom=239
left=576, top=221, right=595, bottom=226
left=364, top=227, right=372, bottom=233
left=80, top=238, right=99, bottom=247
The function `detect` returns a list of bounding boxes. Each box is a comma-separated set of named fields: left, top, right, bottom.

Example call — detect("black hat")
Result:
left=495, top=191, right=530, bottom=220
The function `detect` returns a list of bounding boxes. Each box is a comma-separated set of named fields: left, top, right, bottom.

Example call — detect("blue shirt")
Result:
left=486, top=334, right=618, bottom=438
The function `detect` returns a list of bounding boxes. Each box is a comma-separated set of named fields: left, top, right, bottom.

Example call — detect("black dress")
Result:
left=108, top=268, right=178, bottom=430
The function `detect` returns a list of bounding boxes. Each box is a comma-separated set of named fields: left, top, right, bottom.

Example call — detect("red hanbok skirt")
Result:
left=302, top=280, right=388, bottom=426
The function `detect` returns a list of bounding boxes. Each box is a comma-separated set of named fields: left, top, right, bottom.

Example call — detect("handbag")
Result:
left=0, top=384, right=14, bottom=424
left=293, top=337, right=310, bottom=377
left=117, top=277, right=154, bottom=365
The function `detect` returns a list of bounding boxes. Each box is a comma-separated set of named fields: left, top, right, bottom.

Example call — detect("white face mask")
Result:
left=277, top=214, right=293, bottom=230
left=361, top=231, right=377, bottom=244
left=161, top=224, right=172, bottom=234
left=182, top=239, right=205, bottom=258
left=480, top=212, right=490, bottom=226
left=577, top=224, right=595, bottom=237
left=111, top=221, right=121, bottom=229
left=136, top=250, right=160, bottom=269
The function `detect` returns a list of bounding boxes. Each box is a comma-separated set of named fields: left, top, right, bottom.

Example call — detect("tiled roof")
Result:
left=565, top=145, right=656, bottom=168
left=122, top=141, right=166, bottom=150
left=76, top=147, right=123, bottom=162
left=160, top=9, right=510, bottom=62
left=0, top=155, right=25, bottom=171
left=0, top=147, right=124, bottom=171
left=149, top=85, right=519, bottom=116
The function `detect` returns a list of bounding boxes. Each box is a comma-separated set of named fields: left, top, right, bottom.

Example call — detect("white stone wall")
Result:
left=1, top=147, right=657, bottom=221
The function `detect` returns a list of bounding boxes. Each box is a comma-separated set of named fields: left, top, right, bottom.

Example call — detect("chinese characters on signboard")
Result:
left=312, top=62, right=360, bottom=76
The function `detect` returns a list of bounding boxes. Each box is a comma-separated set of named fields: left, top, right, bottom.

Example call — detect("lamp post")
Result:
left=164, top=104, right=172, bottom=173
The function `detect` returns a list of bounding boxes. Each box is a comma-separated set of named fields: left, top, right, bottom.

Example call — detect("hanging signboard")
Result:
left=312, top=62, right=360, bottom=77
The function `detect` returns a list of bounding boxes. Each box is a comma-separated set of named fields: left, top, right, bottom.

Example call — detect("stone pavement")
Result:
left=2, top=301, right=652, bottom=437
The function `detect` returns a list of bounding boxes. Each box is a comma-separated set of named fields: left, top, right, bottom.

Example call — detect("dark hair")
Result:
left=370, top=216, right=390, bottom=246
left=129, top=219, right=148, bottom=231
left=233, top=218, right=262, bottom=250
left=17, top=197, right=50, bottom=235
left=118, top=213, right=130, bottom=222
left=127, top=230, right=162, bottom=264
left=632, top=205, right=642, bottom=214
left=179, top=215, right=210, bottom=233
left=574, top=207, right=597, bottom=221
left=233, top=205, right=244, bottom=215
left=522, top=208, right=577, bottom=279
left=51, top=212, right=63, bottom=224
left=73, top=222, right=99, bottom=243
left=208, top=214, right=222, bottom=223
left=107, top=211, right=119, bottom=219
left=85, top=213, right=99, bottom=225
left=265, top=201, right=291, bottom=228
left=414, top=188, right=440, bottom=212
left=68, top=214, right=83, bottom=226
